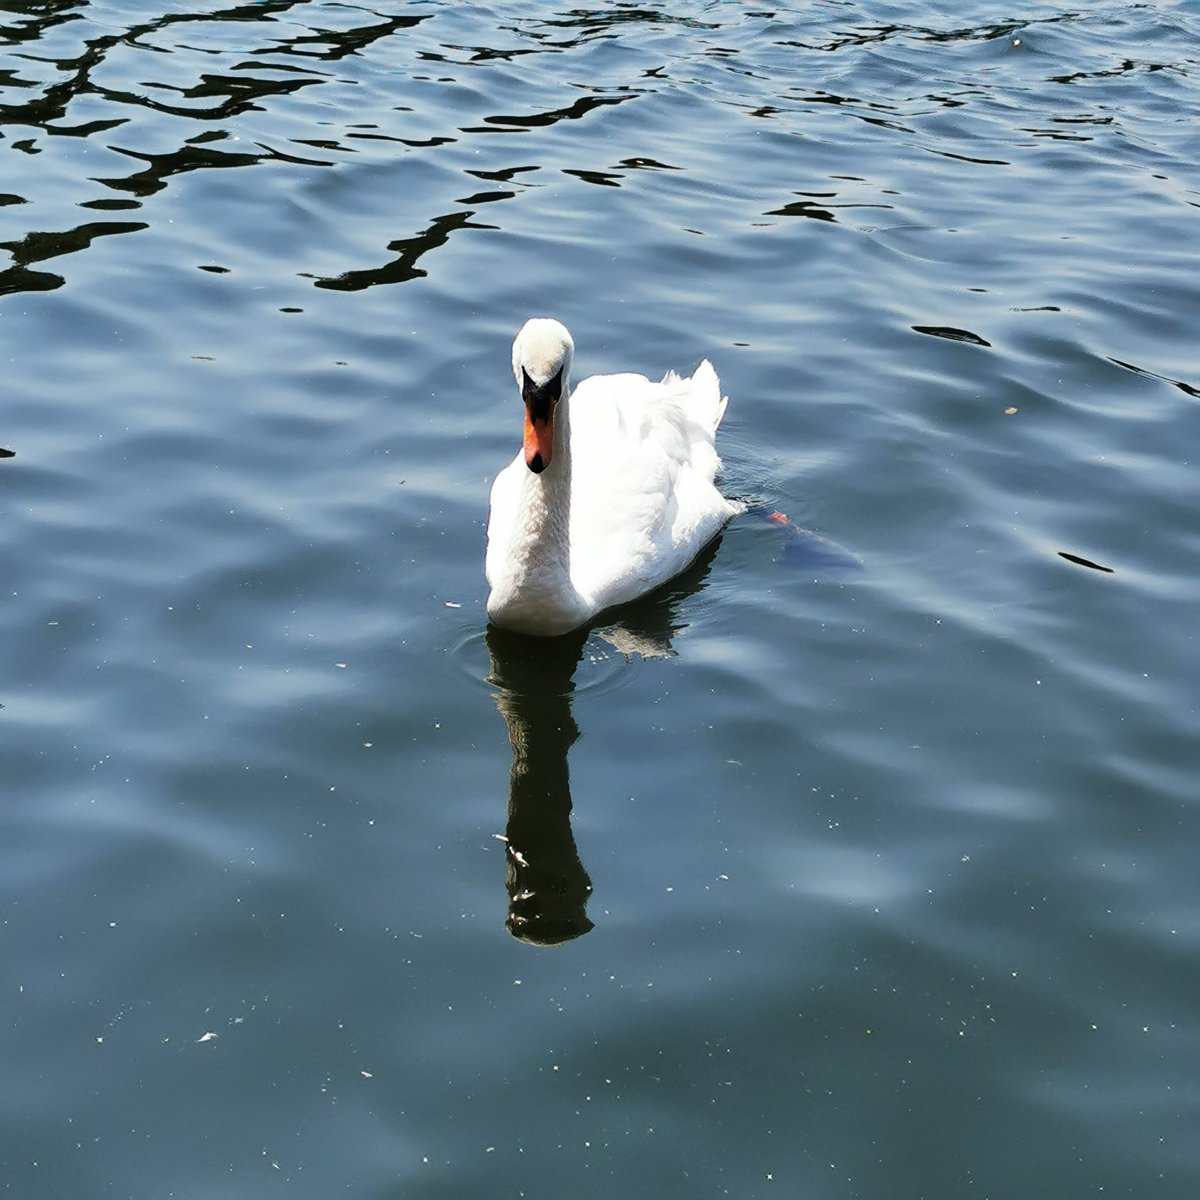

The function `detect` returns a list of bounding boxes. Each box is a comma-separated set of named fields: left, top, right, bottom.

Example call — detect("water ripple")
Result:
left=4, top=2, right=1200, bottom=1197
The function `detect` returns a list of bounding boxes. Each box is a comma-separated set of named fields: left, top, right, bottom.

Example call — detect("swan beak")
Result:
left=523, top=410, right=554, bottom=473
left=520, top=364, right=563, bottom=474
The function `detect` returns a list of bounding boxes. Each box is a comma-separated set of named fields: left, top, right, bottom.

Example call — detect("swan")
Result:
left=485, top=318, right=742, bottom=636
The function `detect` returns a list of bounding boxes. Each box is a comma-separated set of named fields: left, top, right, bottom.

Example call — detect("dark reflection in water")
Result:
left=315, top=209, right=497, bottom=291
left=0, top=0, right=431, bottom=293
left=5, top=2, right=1075, bottom=301
left=1109, top=356, right=1200, bottom=399
left=471, top=93, right=629, bottom=132
left=766, top=189, right=894, bottom=223
left=1, top=220, right=147, bottom=271
left=912, top=324, right=992, bottom=347
left=485, top=538, right=723, bottom=945
left=1058, top=550, right=1114, bottom=574
left=486, top=625, right=593, bottom=947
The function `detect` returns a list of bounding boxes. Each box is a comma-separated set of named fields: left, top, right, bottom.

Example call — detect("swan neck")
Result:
left=497, top=384, right=569, bottom=582
left=487, top=384, right=588, bottom=635
left=521, top=389, right=571, bottom=560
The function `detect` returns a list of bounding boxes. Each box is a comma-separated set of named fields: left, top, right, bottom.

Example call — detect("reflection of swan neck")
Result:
left=496, top=688, right=578, bottom=779
left=497, top=689, right=592, bottom=946
left=488, top=629, right=592, bottom=946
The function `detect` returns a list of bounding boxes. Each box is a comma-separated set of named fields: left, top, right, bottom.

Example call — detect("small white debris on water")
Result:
left=444, top=601, right=462, bottom=608
left=197, top=1032, right=218, bottom=1043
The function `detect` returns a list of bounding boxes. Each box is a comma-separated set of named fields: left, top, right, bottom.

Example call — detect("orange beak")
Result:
left=523, top=409, right=554, bottom=473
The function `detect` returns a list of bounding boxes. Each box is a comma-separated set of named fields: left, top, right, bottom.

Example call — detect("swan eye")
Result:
left=521, top=365, right=562, bottom=422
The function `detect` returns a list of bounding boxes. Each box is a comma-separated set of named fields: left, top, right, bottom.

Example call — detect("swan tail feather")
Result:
left=687, top=359, right=727, bottom=433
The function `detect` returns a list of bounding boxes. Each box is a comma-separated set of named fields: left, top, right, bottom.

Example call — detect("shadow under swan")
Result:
left=484, top=536, right=724, bottom=946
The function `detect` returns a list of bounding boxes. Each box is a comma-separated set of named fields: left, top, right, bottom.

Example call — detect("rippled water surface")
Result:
left=3, top=1, right=1200, bottom=1195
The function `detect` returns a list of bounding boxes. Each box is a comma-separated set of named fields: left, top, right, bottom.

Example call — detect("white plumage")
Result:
left=485, top=318, right=741, bottom=636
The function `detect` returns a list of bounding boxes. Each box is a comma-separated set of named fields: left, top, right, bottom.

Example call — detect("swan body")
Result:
left=485, top=318, right=742, bottom=636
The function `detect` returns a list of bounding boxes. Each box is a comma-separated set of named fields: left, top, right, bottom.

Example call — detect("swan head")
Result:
left=512, top=318, right=573, bottom=474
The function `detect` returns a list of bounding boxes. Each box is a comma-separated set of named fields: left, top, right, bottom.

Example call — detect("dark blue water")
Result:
left=3, top=2, right=1199, bottom=1196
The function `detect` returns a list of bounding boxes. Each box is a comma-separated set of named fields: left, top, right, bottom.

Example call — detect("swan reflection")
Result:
left=487, top=626, right=592, bottom=946
left=485, top=538, right=722, bottom=946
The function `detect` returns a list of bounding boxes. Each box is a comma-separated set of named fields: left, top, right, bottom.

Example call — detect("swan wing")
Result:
left=567, top=362, right=738, bottom=611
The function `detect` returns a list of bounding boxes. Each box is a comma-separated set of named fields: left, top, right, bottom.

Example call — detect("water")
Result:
left=2, top=1, right=1199, bottom=1195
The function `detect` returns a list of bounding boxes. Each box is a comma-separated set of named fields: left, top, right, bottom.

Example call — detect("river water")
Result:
left=2, top=2, right=1199, bottom=1196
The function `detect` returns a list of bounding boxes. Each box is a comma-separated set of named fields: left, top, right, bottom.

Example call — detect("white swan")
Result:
left=485, top=318, right=742, bottom=636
